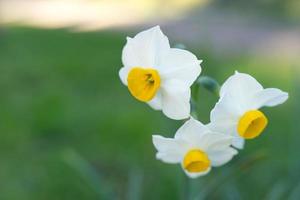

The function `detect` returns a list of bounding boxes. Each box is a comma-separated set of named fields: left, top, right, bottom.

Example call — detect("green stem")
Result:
left=190, top=98, right=198, bottom=119
left=191, top=83, right=200, bottom=119
left=183, top=174, right=193, bottom=200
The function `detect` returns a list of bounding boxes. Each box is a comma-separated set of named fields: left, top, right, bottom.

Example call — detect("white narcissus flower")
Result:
left=119, top=26, right=202, bottom=120
left=209, top=71, right=289, bottom=149
left=152, top=117, right=237, bottom=178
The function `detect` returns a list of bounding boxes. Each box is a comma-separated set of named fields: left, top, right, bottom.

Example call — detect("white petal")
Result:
left=121, top=37, right=139, bottom=68
left=209, top=93, right=241, bottom=138
left=210, top=93, right=242, bottom=122
left=200, top=132, right=238, bottom=166
left=122, top=26, right=170, bottom=68
left=208, top=121, right=237, bottom=138
left=147, top=90, right=162, bottom=110
left=174, top=117, right=209, bottom=142
left=208, top=148, right=238, bottom=167
left=201, top=133, right=234, bottom=151
left=232, top=137, right=245, bottom=149
left=220, top=71, right=263, bottom=97
left=219, top=72, right=263, bottom=110
left=159, top=48, right=202, bottom=86
left=183, top=167, right=211, bottom=178
left=152, top=135, right=184, bottom=164
left=161, top=80, right=191, bottom=120
left=208, top=122, right=245, bottom=149
left=119, top=66, right=130, bottom=85
left=250, top=88, right=289, bottom=109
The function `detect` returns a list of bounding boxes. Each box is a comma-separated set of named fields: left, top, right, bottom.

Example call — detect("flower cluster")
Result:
left=119, top=26, right=288, bottom=178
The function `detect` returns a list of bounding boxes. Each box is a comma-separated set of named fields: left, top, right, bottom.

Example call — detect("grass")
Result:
left=0, top=26, right=298, bottom=200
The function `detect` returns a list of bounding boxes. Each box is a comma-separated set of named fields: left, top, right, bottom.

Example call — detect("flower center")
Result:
left=237, top=110, right=268, bottom=139
left=127, top=67, right=161, bottom=102
left=183, top=149, right=210, bottom=173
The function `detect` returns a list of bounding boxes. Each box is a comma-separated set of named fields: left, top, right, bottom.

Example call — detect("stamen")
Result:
left=127, top=67, right=161, bottom=102
left=237, top=110, right=268, bottom=139
left=183, top=149, right=210, bottom=173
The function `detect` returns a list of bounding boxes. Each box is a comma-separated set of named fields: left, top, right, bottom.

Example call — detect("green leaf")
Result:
left=62, top=149, right=113, bottom=199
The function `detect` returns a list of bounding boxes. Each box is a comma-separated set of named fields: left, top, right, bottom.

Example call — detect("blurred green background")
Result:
left=0, top=0, right=299, bottom=199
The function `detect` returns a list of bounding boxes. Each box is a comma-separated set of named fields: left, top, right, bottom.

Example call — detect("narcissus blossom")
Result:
left=152, top=117, right=237, bottom=178
left=209, top=72, right=289, bottom=149
left=119, top=26, right=202, bottom=120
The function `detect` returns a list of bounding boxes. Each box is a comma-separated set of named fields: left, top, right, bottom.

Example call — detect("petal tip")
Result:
left=283, top=91, right=289, bottom=99
left=165, top=111, right=190, bottom=120
left=152, top=135, right=162, bottom=143
left=147, top=25, right=163, bottom=34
